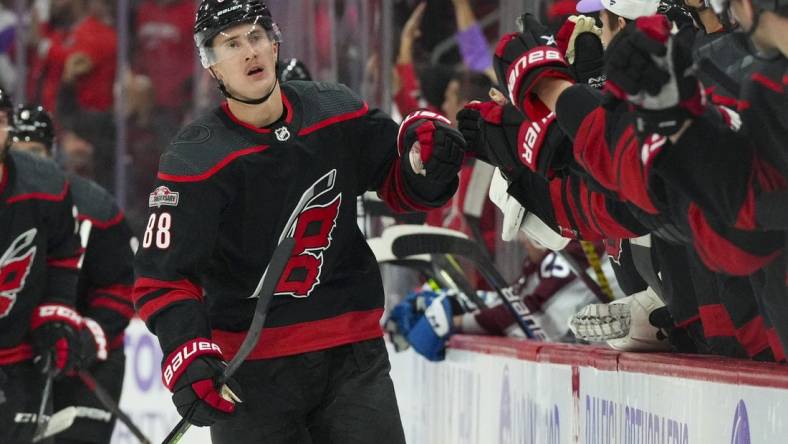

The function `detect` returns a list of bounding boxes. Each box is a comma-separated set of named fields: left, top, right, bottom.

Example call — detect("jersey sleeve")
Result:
left=133, top=150, right=228, bottom=353
left=507, top=167, right=647, bottom=242
left=80, top=206, right=135, bottom=340
left=43, top=184, right=81, bottom=307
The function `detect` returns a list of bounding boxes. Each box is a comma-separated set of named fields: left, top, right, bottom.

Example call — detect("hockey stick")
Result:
left=387, top=227, right=545, bottom=339
left=31, top=356, right=56, bottom=442
left=162, top=237, right=296, bottom=444
left=369, top=227, right=487, bottom=310
left=571, top=242, right=614, bottom=303
left=36, top=407, right=79, bottom=440
left=77, top=370, right=151, bottom=444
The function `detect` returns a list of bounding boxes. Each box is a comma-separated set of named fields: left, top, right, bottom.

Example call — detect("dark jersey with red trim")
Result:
left=554, top=84, right=781, bottom=276
left=134, top=81, right=456, bottom=359
left=69, top=174, right=135, bottom=349
left=0, top=150, right=80, bottom=358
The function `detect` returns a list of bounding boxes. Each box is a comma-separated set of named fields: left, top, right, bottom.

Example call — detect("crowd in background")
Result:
left=1, top=0, right=784, bottom=363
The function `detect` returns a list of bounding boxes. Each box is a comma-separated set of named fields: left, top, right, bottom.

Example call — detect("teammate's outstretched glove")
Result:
left=555, top=14, right=605, bottom=89
left=30, top=304, right=83, bottom=375
left=397, top=110, right=465, bottom=183
left=493, top=13, right=573, bottom=120
left=465, top=101, right=572, bottom=181
left=605, top=16, right=703, bottom=135
left=456, top=106, right=486, bottom=161
left=76, top=317, right=108, bottom=370
left=407, top=293, right=455, bottom=361
left=162, top=338, right=242, bottom=427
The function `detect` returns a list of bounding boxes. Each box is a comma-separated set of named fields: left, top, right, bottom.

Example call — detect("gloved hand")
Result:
left=493, top=13, right=573, bottom=120
left=456, top=106, right=486, bottom=161
left=397, top=110, right=466, bottom=183
left=76, top=317, right=108, bottom=370
left=605, top=16, right=704, bottom=135
left=30, top=304, right=83, bottom=375
left=162, top=338, right=242, bottom=427
left=406, top=293, right=455, bottom=361
left=465, top=101, right=572, bottom=181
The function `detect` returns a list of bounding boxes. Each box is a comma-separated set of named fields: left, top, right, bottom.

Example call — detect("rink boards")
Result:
left=110, top=320, right=788, bottom=443
left=390, top=335, right=788, bottom=444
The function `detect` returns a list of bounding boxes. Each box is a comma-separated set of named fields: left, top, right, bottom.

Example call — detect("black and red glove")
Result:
left=605, top=16, right=704, bottom=135
left=30, top=303, right=83, bottom=375
left=397, top=110, right=465, bottom=184
left=162, top=338, right=242, bottom=427
left=492, top=13, right=573, bottom=120
left=76, top=317, right=108, bottom=370
left=464, top=101, right=572, bottom=181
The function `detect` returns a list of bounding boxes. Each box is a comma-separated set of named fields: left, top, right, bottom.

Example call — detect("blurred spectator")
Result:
left=0, top=1, right=16, bottom=91
left=441, top=69, right=491, bottom=124
left=133, top=0, right=196, bottom=133
left=451, top=0, right=494, bottom=78
left=28, top=0, right=117, bottom=113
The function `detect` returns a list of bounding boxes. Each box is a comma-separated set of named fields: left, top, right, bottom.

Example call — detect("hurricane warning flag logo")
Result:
left=0, top=229, right=37, bottom=318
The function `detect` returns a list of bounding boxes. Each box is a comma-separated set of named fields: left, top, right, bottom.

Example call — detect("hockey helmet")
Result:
left=279, top=58, right=312, bottom=82
left=194, top=0, right=282, bottom=68
left=11, top=105, right=55, bottom=151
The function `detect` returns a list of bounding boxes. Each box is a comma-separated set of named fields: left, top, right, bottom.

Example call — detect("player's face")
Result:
left=12, top=141, right=49, bottom=158
left=600, top=10, right=625, bottom=47
left=211, top=23, right=279, bottom=100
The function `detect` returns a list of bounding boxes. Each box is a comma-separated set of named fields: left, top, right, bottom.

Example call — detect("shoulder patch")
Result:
left=7, top=150, right=67, bottom=201
left=159, top=111, right=266, bottom=180
left=67, top=174, right=120, bottom=222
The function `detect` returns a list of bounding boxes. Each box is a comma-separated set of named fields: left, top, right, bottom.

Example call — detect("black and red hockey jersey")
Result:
left=69, top=174, right=135, bottom=351
left=0, top=150, right=81, bottom=364
left=134, top=81, right=457, bottom=359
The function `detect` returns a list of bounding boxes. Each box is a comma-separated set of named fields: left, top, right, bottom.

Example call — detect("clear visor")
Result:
left=196, top=17, right=281, bottom=68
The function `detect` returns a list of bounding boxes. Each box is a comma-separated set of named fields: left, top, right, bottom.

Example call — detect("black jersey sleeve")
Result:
left=42, top=183, right=81, bottom=307
left=80, top=206, right=135, bottom=339
left=133, top=148, right=230, bottom=353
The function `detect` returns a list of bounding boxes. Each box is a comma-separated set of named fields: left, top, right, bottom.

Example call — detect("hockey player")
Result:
left=0, top=91, right=83, bottom=443
left=461, top=11, right=770, bottom=359
left=132, top=1, right=465, bottom=443
left=11, top=105, right=136, bottom=444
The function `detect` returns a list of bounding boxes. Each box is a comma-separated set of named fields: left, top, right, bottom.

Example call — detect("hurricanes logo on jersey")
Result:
left=276, top=170, right=341, bottom=298
left=0, top=229, right=37, bottom=318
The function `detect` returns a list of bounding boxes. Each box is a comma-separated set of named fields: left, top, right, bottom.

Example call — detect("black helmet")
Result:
left=11, top=105, right=55, bottom=150
left=279, top=58, right=312, bottom=82
left=194, top=0, right=281, bottom=68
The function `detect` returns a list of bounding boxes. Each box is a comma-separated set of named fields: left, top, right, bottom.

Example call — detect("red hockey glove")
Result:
left=605, top=16, right=704, bottom=135
left=76, top=317, right=108, bottom=369
left=162, top=338, right=242, bottom=427
left=30, top=303, right=83, bottom=375
left=465, top=101, right=572, bottom=181
left=493, top=14, right=573, bottom=120
left=397, top=110, right=466, bottom=184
